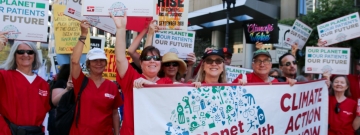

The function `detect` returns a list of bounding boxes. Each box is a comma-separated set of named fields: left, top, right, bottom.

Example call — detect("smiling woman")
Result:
left=195, top=49, right=227, bottom=84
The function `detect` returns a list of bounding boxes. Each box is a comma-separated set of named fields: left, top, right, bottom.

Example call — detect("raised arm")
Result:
left=144, top=20, right=158, bottom=48
left=0, top=31, right=9, bottom=52
left=128, top=28, right=147, bottom=68
left=111, top=12, right=128, bottom=78
left=71, top=20, right=90, bottom=79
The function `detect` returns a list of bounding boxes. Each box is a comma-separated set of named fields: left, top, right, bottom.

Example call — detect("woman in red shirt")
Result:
left=328, top=75, right=360, bottom=135
left=0, top=35, right=50, bottom=135
left=194, top=49, right=228, bottom=84
left=70, top=20, right=123, bottom=135
left=111, top=13, right=174, bottom=135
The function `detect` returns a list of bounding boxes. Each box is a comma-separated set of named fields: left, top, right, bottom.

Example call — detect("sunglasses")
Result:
left=205, top=58, right=224, bottom=64
left=335, top=103, right=340, bottom=114
left=16, top=50, right=35, bottom=55
left=142, top=56, right=160, bottom=61
left=283, top=61, right=297, bottom=66
left=163, top=62, right=179, bottom=67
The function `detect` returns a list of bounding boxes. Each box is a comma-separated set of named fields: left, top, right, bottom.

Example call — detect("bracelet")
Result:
left=79, top=39, right=85, bottom=45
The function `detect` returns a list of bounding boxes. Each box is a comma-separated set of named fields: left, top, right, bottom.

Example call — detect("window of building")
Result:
left=98, top=29, right=105, bottom=36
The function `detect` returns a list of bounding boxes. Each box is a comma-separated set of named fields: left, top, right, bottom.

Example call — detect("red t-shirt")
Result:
left=328, top=96, right=357, bottom=135
left=0, top=70, right=50, bottom=135
left=232, top=73, right=279, bottom=83
left=116, top=63, right=173, bottom=135
left=70, top=72, right=123, bottom=135
left=347, top=74, right=360, bottom=101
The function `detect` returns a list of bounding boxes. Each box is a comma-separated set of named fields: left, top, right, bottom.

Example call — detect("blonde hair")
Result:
left=194, top=62, right=227, bottom=83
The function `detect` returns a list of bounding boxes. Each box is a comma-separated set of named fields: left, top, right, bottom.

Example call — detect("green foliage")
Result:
left=278, top=19, right=296, bottom=26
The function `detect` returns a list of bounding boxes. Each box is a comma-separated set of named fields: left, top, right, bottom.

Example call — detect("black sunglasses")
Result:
left=163, top=62, right=179, bottom=67
left=16, top=50, right=35, bottom=55
left=283, top=61, right=297, bottom=66
left=142, top=56, right=160, bottom=61
left=335, top=103, right=340, bottom=114
left=204, top=58, right=224, bottom=64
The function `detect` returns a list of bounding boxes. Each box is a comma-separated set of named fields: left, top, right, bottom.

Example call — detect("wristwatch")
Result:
left=79, top=36, right=86, bottom=41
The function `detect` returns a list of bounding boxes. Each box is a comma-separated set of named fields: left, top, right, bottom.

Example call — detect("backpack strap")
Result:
left=75, top=77, right=89, bottom=127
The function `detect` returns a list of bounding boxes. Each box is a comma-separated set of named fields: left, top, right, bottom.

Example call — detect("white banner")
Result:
left=64, top=0, right=117, bottom=34
left=317, top=12, right=360, bottom=46
left=285, top=19, right=313, bottom=49
left=0, top=0, right=49, bottom=42
left=305, top=47, right=350, bottom=75
left=134, top=81, right=328, bottom=135
left=153, top=30, right=195, bottom=59
left=81, top=0, right=154, bottom=17
left=225, top=66, right=253, bottom=83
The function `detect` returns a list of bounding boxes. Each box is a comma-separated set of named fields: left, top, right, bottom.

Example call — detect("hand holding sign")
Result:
left=148, top=20, right=159, bottom=34
left=317, top=39, right=327, bottom=47
left=110, top=11, right=127, bottom=30
left=0, top=31, right=9, bottom=51
left=80, top=20, right=91, bottom=36
left=237, top=73, right=248, bottom=85
left=186, top=53, right=196, bottom=66
left=133, top=77, right=156, bottom=88
left=255, top=41, right=264, bottom=49
left=291, top=43, right=298, bottom=57
left=286, top=78, right=297, bottom=86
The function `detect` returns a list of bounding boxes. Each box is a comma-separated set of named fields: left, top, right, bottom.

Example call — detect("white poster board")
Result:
left=317, top=12, right=360, bottom=46
left=64, top=0, right=117, bottom=34
left=81, top=0, right=154, bottom=17
left=90, top=36, right=105, bottom=50
left=0, top=0, right=49, bottom=42
left=305, top=47, right=350, bottom=75
left=152, top=30, right=195, bottom=59
left=134, top=81, right=328, bottom=135
left=273, top=24, right=292, bottom=50
left=285, top=19, right=313, bottom=49
left=154, top=0, right=189, bottom=30
left=225, top=66, right=253, bottom=83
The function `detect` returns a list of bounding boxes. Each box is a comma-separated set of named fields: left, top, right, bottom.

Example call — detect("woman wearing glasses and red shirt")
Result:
left=0, top=38, right=49, bottom=134
left=194, top=49, right=228, bottom=84
left=328, top=75, right=360, bottom=135
left=111, top=14, right=173, bottom=135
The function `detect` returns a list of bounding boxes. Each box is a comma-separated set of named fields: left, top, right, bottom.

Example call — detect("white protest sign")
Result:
left=0, top=0, right=49, bottom=42
left=81, top=0, right=154, bottom=17
left=285, top=19, right=312, bottom=49
left=275, top=48, right=289, bottom=63
left=90, top=36, right=105, bottom=49
left=153, top=30, right=195, bottom=59
left=317, top=12, right=360, bottom=46
left=225, top=66, right=253, bottom=83
left=64, top=0, right=117, bottom=34
left=273, top=24, right=292, bottom=50
left=305, top=47, right=350, bottom=75
left=134, top=81, right=328, bottom=135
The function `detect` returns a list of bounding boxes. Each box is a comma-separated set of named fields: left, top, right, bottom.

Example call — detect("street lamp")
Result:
left=223, top=0, right=236, bottom=48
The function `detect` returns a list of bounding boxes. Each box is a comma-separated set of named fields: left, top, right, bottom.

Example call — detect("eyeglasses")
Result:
left=142, top=56, right=160, bottom=61
left=283, top=61, right=297, bottom=66
left=253, top=59, right=271, bottom=65
left=335, top=103, right=340, bottom=114
left=204, top=58, right=224, bottom=64
left=163, top=62, right=179, bottom=67
left=16, top=50, right=35, bottom=55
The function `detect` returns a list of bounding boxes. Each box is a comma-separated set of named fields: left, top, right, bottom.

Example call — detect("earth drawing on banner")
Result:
left=165, top=86, right=266, bottom=135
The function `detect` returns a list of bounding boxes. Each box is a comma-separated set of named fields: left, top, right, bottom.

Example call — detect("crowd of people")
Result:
left=0, top=12, right=359, bottom=135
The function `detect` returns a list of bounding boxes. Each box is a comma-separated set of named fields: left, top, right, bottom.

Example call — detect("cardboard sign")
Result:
left=53, top=4, right=91, bottom=54
left=81, top=0, right=154, bottom=17
left=154, top=0, right=189, bottom=30
left=285, top=19, right=313, bottom=49
left=134, top=81, right=328, bottom=135
left=0, top=0, right=49, bottom=42
left=64, top=0, right=117, bottom=34
left=225, top=66, right=253, bottom=83
left=273, top=24, right=292, bottom=50
left=305, top=47, right=350, bottom=75
left=317, top=12, right=360, bottom=46
left=152, top=30, right=195, bottom=59
left=275, top=48, right=289, bottom=63
left=244, top=20, right=279, bottom=43
left=90, top=36, right=105, bottom=50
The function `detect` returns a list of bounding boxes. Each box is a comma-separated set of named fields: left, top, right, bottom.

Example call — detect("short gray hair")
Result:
left=0, top=41, right=42, bottom=70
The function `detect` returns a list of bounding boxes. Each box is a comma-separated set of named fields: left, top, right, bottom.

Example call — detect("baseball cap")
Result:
left=253, top=49, right=271, bottom=59
left=202, top=49, right=225, bottom=59
left=86, top=48, right=107, bottom=60
left=222, top=47, right=233, bottom=56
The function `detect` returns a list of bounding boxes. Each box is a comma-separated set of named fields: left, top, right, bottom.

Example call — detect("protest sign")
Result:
left=53, top=4, right=91, bottom=54
left=275, top=48, right=289, bottom=63
left=273, top=24, right=292, bottom=50
left=305, top=47, right=350, bottom=75
left=90, top=36, right=105, bottom=50
left=0, top=0, right=49, bottom=42
left=154, top=0, right=189, bottom=30
left=152, top=30, right=195, bottom=59
left=317, top=12, right=360, bottom=46
left=64, top=0, right=117, bottom=34
left=285, top=19, right=313, bottom=49
left=81, top=0, right=154, bottom=17
left=244, top=20, right=279, bottom=44
left=134, top=81, right=328, bottom=135
left=225, top=66, right=253, bottom=83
